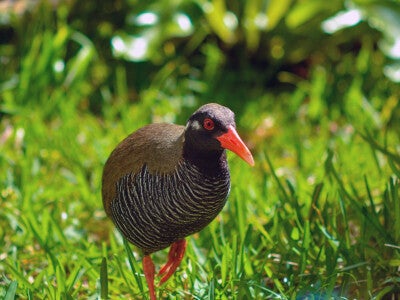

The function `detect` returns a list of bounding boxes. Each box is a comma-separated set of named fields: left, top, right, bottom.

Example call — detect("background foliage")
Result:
left=1, top=0, right=399, bottom=299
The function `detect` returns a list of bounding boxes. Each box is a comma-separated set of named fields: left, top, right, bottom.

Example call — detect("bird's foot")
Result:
left=158, top=239, right=187, bottom=285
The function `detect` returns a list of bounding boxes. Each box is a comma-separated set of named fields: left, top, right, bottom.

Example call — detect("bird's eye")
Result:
left=203, top=118, right=215, bottom=131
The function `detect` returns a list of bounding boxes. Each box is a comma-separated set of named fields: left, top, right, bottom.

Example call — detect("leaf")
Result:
left=286, top=0, right=330, bottom=28
left=266, top=0, right=293, bottom=30
left=4, top=281, right=18, bottom=300
left=100, top=257, right=108, bottom=300
left=204, top=0, right=237, bottom=44
left=123, top=238, right=144, bottom=293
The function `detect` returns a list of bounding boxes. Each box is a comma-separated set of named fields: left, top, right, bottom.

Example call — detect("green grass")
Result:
left=1, top=1, right=400, bottom=299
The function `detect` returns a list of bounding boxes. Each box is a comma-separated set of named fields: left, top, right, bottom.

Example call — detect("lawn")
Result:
left=1, top=0, right=399, bottom=299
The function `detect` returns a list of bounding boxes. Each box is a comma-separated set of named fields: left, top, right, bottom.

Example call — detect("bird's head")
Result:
left=184, top=103, right=254, bottom=166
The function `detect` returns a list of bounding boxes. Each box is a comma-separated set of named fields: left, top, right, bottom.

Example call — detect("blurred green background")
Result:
left=1, top=0, right=399, bottom=299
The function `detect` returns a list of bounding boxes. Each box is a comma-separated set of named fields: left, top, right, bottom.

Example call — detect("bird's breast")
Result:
left=110, top=161, right=230, bottom=254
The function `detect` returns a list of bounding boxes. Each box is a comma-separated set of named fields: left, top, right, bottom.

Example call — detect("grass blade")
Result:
left=100, top=257, right=108, bottom=299
left=262, top=151, right=289, bottom=202
left=5, top=281, right=18, bottom=300
left=123, top=238, right=144, bottom=293
left=360, top=130, right=400, bottom=164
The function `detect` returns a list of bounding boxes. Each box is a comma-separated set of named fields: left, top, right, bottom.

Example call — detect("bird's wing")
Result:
left=101, top=123, right=185, bottom=216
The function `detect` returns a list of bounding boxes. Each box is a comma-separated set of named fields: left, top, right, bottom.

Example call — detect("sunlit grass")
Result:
left=1, top=75, right=399, bottom=299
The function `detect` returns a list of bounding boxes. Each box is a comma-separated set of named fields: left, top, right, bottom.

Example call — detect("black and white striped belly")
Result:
left=110, top=161, right=230, bottom=254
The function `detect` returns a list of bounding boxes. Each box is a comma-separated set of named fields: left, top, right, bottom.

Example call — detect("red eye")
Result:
left=203, top=118, right=215, bottom=130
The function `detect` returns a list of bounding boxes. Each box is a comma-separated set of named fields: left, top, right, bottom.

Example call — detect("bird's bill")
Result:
left=217, top=126, right=255, bottom=166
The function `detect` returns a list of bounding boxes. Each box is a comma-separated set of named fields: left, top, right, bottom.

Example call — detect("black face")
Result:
left=184, top=103, right=236, bottom=153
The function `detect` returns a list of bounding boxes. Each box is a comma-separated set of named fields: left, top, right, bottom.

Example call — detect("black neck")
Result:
left=182, top=143, right=228, bottom=177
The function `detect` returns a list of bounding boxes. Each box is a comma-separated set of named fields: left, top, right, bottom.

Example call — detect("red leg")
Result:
left=157, top=242, right=179, bottom=276
left=143, top=255, right=156, bottom=300
left=157, top=239, right=187, bottom=285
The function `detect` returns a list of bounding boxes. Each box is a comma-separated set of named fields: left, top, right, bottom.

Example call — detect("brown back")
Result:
left=101, top=123, right=185, bottom=216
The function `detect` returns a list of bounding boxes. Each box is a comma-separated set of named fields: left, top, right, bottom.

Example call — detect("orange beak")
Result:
left=216, top=126, right=254, bottom=166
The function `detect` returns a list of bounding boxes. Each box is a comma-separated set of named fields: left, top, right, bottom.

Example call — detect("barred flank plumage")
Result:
left=110, top=160, right=230, bottom=254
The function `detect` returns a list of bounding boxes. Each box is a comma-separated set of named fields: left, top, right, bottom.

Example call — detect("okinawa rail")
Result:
left=102, top=103, right=254, bottom=299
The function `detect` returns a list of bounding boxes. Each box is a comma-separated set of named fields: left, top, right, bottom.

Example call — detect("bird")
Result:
left=102, top=103, right=254, bottom=299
